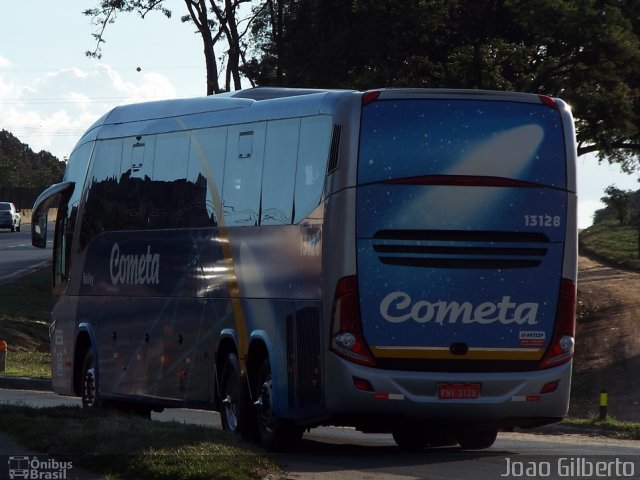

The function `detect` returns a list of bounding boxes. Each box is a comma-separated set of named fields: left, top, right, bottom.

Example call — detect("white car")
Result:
left=0, top=202, right=21, bottom=232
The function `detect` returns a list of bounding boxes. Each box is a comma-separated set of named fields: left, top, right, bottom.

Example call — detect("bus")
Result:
left=32, top=87, right=577, bottom=451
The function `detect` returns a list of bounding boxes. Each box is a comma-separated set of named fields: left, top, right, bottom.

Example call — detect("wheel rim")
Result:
left=222, top=370, right=239, bottom=431
left=257, top=376, right=276, bottom=435
left=83, top=367, right=97, bottom=407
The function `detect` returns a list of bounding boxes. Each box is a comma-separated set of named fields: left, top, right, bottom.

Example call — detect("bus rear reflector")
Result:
left=540, top=381, right=559, bottom=394
left=539, top=278, right=576, bottom=369
left=330, top=276, right=376, bottom=367
left=353, top=376, right=374, bottom=392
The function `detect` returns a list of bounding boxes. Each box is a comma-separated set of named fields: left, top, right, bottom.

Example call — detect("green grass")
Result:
left=4, top=349, right=51, bottom=379
left=579, top=220, right=640, bottom=270
left=0, top=405, right=281, bottom=480
left=2, top=349, right=50, bottom=378
left=0, top=266, right=54, bottom=321
left=561, top=417, right=640, bottom=440
left=0, top=266, right=52, bottom=378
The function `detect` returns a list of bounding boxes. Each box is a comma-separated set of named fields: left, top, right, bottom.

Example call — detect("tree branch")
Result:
left=578, top=141, right=640, bottom=157
left=85, top=6, right=118, bottom=58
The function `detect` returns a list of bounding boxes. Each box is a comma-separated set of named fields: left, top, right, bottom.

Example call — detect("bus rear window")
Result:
left=358, top=99, right=566, bottom=188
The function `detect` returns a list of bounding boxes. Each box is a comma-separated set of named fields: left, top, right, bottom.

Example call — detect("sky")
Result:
left=1, top=1, right=638, bottom=229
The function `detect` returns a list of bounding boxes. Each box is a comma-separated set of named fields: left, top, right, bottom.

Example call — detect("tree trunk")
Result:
left=185, top=0, right=221, bottom=95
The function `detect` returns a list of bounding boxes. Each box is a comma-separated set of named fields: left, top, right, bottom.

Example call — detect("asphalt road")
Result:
left=0, top=223, right=52, bottom=284
left=1, top=387, right=639, bottom=480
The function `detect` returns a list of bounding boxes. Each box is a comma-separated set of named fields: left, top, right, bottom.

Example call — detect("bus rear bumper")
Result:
left=323, top=353, right=572, bottom=430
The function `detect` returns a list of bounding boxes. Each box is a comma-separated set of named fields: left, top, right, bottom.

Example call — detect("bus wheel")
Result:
left=456, top=427, right=498, bottom=450
left=254, top=357, right=303, bottom=452
left=392, top=430, right=429, bottom=450
left=81, top=349, right=101, bottom=409
left=220, top=353, right=251, bottom=435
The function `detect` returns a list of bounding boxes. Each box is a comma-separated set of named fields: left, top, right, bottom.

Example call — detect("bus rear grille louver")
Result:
left=372, top=230, right=549, bottom=269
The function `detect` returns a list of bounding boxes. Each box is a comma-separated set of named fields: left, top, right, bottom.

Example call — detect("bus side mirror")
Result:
left=32, top=212, right=48, bottom=248
left=31, top=181, right=75, bottom=249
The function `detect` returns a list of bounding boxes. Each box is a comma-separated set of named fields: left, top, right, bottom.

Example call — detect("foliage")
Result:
left=83, top=0, right=173, bottom=60
left=593, top=187, right=640, bottom=226
left=248, top=0, right=640, bottom=169
left=83, top=1, right=640, bottom=169
left=600, top=185, right=634, bottom=225
left=0, top=130, right=65, bottom=188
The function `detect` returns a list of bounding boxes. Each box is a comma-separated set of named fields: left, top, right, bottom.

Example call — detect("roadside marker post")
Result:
left=0, top=340, right=7, bottom=373
left=599, top=389, right=608, bottom=420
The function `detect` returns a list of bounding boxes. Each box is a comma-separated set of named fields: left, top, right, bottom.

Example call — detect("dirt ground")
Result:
left=572, top=254, right=640, bottom=421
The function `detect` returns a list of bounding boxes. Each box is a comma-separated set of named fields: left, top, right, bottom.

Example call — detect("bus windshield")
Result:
left=358, top=98, right=567, bottom=188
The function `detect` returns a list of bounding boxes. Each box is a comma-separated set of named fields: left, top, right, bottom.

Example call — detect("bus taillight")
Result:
left=539, top=278, right=576, bottom=369
left=330, top=276, right=376, bottom=367
left=362, top=90, right=381, bottom=106
left=538, top=94, right=559, bottom=110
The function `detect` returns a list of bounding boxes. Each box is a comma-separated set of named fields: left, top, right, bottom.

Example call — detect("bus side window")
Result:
left=120, top=137, right=155, bottom=230
left=79, top=139, right=123, bottom=249
left=53, top=202, right=69, bottom=292
left=188, top=127, right=227, bottom=228
left=261, top=119, right=300, bottom=225
left=151, top=132, right=189, bottom=229
left=54, top=142, right=93, bottom=292
left=222, top=124, right=266, bottom=226
left=294, top=116, right=332, bottom=223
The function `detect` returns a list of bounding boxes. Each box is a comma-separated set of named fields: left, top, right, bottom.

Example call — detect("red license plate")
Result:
left=438, top=383, right=481, bottom=400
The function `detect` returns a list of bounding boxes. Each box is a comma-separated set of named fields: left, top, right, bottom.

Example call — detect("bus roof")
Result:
left=99, top=87, right=355, bottom=126
left=73, top=87, right=355, bottom=149
left=72, top=87, right=567, bottom=157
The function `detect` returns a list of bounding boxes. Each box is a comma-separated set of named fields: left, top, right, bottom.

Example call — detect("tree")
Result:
left=248, top=0, right=640, bottom=171
left=85, top=1, right=640, bottom=171
left=601, top=185, right=634, bottom=225
left=84, top=0, right=258, bottom=94
left=0, top=130, right=66, bottom=188
left=243, top=0, right=287, bottom=84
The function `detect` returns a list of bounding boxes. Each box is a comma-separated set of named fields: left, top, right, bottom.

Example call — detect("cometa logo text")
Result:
left=109, top=243, right=160, bottom=286
left=380, top=291, right=538, bottom=325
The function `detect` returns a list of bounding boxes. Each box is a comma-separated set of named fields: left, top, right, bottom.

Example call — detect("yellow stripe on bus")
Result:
left=182, top=122, right=250, bottom=373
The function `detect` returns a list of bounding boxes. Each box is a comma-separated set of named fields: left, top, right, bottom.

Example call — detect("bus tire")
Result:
left=255, top=357, right=303, bottom=452
left=219, top=352, right=252, bottom=435
left=80, top=349, right=103, bottom=409
left=456, top=427, right=498, bottom=450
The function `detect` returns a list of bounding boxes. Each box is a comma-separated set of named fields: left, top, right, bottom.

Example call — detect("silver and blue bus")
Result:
left=32, top=87, right=577, bottom=450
